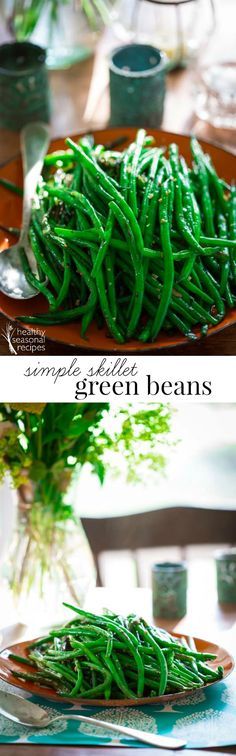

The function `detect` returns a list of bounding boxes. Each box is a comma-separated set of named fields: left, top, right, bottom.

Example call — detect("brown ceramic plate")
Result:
left=0, top=631, right=234, bottom=706
left=0, top=127, right=235, bottom=353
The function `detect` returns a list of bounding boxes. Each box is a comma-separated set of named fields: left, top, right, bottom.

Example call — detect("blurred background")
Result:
left=0, top=402, right=236, bottom=617
left=77, top=403, right=236, bottom=515
left=0, top=0, right=235, bottom=165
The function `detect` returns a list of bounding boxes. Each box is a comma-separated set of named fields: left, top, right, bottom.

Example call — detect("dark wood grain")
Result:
left=82, top=507, right=236, bottom=555
left=0, top=313, right=236, bottom=355
left=82, top=506, right=236, bottom=588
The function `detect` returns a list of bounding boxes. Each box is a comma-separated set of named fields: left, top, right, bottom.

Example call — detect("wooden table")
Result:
left=0, top=0, right=236, bottom=356
left=0, top=584, right=235, bottom=755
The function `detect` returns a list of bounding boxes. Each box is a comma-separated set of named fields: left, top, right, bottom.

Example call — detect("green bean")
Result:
left=179, top=161, right=195, bottom=234
left=78, top=666, right=112, bottom=699
left=12, top=670, right=62, bottom=689
left=28, top=636, right=52, bottom=649
left=137, top=149, right=157, bottom=175
left=169, top=144, right=203, bottom=254
left=140, top=149, right=161, bottom=234
left=110, top=200, right=144, bottom=337
left=217, top=212, right=230, bottom=295
left=183, top=279, right=213, bottom=305
left=120, top=142, right=135, bottom=199
left=37, top=658, right=77, bottom=685
left=161, top=158, right=174, bottom=223
left=44, top=149, right=74, bottom=167
left=229, top=184, right=236, bottom=281
left=19, top=247, right=56, bottom=308
left=9, top=653, right=35, bottom=667
left=54, top=227, right=101, bottom=242
left=138, top=624, right=168, bottom=695
left=230, top=184, right=236, bottom=238
left=0, top=177, right=23, bottom=196
left=168, top=311, right=197, bottom=339
left=94, top=266, right=124, bottom=343
left=190, top=138, right=215, bottom=237
left=102, top=654, right=136, bottom=699
left=81, top=303, right=96, bottom=338
left=195, top=260, right=225, bottom=322
left=68, top=663, right=83, bottom=697
left=128, top=128, right=146, bottom=217
left=204, top=153, right=229, bottom=215
left=19, top=297, right=97, bottom=326
left=145, top=164, right=165, bottom=250
left=51, top=248, right=71, bottom=309
left=29, top=225, right=61, bottom=294
left=150, top=180, right=174, bottom=341
left=104, top=247, right=117, bottom=319
left=177, top=253, right=195, bottom=282
left=91, top=208, right=113, bottom=278
left=200, top=235, right=236, bottom=249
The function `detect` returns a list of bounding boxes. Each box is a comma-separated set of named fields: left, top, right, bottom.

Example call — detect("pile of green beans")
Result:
left=10, top=604, right=223, bottom=700
left=11, top=128, right=236, bottom=343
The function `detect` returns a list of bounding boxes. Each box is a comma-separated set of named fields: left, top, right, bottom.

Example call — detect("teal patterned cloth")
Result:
left=0, top=670, right=236, bottom=747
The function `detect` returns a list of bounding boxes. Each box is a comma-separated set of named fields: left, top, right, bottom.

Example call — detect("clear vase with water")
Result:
left=111, top=0, right=216, bottom=70
left=193, top=4, right=236, bottom=131
left=5, top=483, right=96, bottom=627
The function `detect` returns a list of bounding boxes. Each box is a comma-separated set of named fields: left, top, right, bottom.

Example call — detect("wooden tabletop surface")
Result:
left=0, top=0, right=235, bottom=356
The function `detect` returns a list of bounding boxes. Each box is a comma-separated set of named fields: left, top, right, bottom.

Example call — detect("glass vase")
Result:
left=5, top=483, right=96, bottom=627
left=31, top=1, right=102, bottom=70
left=111, top=0, right=216, bottom=70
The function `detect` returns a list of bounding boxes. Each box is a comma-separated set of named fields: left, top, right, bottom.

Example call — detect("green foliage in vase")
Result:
left=0, top=403, right=173, bottom=520
left=8, top=0, right=111, bottom=41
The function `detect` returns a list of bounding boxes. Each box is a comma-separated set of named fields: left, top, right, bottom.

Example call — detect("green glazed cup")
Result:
left=152, top=562, right=188, bottom=620
left=216, top=550, right=236, bottom=604
left=109, top=43, right=166, bottom=128
left=0, top=41, right=50, bottom=131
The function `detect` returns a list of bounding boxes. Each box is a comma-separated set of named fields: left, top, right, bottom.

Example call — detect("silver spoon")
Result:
left=0, top=690, right=186, bottom=749
left=0, top=121, right=50, bottom=299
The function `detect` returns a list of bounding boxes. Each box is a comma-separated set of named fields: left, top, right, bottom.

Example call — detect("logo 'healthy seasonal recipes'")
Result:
left=1, top=323, right=45, bottom=354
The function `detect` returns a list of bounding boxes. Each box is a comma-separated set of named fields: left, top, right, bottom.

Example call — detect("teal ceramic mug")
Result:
left=109, top=43, right=167, bottom=127
left=215, top=550, right=236, bottom=604
left=0, top=41, right=50, bottom=130
left=152, top=561, right=188, bottom=620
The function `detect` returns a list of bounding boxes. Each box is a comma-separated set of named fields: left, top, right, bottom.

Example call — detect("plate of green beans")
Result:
left=0, top=127, right=235, bottom=351
left=0, top=605, right=233, bottom=704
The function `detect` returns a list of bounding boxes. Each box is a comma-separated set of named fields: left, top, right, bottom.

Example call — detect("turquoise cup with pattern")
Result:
left=216, top=550, right=236, bottom=604
left=0, top=41, right=50, bottom=130
left=152, top=561, right=188, bottom=620
left=109, top=43, right=166, bottom=127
